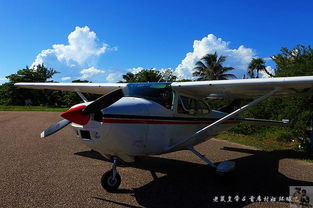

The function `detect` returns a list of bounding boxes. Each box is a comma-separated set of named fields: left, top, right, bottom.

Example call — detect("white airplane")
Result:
left=15, top=76, right=313, bottom=192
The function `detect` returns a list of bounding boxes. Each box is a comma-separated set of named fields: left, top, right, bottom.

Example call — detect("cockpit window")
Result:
left=178, top=96, right=197, bottom=115
left=198, top=100, right=210, bottom=114
left=126, top=83, right=173, bottom=109
left=177, top=95, right=210, bottom=115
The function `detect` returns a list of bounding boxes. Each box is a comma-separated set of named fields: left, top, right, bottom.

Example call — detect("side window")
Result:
left=198, top=100, right=210, bottom=114
left=177, top=96, right=197, bottom=115
left=159, top=89, right=173, bottom=109
left=177, top=96, right=210, bottom=115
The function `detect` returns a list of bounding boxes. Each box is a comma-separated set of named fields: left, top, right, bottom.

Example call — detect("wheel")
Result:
left=101, top=170, right=121, bottom=192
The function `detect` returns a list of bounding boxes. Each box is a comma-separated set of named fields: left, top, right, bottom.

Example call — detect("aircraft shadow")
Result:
left=75, top=148, right=313, bottom=208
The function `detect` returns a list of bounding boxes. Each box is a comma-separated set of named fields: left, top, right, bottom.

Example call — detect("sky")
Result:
left=0, top=0, right=312, bottom=84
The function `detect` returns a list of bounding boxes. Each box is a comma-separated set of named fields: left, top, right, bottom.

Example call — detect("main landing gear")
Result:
left=101, top=157, right=121, bottom=192
left=100, top=148, right=235, bottom=192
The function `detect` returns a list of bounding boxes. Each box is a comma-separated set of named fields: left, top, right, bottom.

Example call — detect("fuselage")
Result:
left=69, top=83, right=239, bottom=162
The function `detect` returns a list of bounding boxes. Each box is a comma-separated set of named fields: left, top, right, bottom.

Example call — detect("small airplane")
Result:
left=15, top=76, right=313, bottom=192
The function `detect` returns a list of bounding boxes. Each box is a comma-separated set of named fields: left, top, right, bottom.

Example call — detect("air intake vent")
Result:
left=80, top=130, right=91, bottom=140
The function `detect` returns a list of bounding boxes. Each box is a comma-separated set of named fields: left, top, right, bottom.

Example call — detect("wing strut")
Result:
left=76, top=90, right=88, bottom=103
left=166, top=88, right=280, bottom=152
left=188, top=146, right=217, bottom=168
left=188, top=146, right=236, bottom=174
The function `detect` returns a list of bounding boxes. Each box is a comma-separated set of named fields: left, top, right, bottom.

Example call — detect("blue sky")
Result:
left=0, top=0, right=312, bottom=83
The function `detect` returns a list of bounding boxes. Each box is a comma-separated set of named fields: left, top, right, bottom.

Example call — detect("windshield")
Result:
left=126, top=83, right=173, bottom=109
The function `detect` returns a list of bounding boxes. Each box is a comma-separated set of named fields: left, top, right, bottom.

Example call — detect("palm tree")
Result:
left=248, top=58, right=273, bottom=78
left=192, top=52, right=236, bottom=80
left=122, top=72, right=136, bottom=82
left=121, top=69, right=163, bottom=83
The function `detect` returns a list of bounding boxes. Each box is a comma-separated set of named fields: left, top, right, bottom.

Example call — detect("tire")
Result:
left=101, top=170, right=121, bottom=192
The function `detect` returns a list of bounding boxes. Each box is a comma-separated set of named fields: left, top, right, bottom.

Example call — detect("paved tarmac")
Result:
left=1, top=111, right=313, bottom=208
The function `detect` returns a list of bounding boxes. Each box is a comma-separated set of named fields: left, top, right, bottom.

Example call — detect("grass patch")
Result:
left=217, top=132, right=313, bottom=162
left=0, top=105, right=68, bottom=112
left=217, top=132, right=298, bottom=151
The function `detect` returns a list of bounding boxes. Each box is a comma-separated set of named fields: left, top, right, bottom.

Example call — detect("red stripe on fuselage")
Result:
left=101, top=118, right=240, bottom=125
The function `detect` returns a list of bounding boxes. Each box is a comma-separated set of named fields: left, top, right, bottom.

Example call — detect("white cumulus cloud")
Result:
left=175, top=34, right=255, bottom=80
left=260, top=66, right=275, bottom=78
left=61, top=76, right=71, bottom=81
left=32, top=26, right=108, bottom=69
left=129, top=67, right=145, bottom=74
left=0, top=77, right=8, bottom=84
left=79, top=67, right=105, bottom=79
left=105, top=67, right=147, bottom=83
left=30, top=26, right=117, bottom=82
left=106, top=72, right=123, bottom=83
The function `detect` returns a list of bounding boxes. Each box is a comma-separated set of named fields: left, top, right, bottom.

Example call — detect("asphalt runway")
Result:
left=1, top=111, right=313, bottom=208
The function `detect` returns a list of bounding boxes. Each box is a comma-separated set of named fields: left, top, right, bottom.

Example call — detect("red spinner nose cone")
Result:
left=61, top=105, right=90, bottom=125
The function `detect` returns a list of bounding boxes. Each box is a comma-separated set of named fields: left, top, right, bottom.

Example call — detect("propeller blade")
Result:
left=82, top=89, right=124, bottom=115
left=40, top=119, right=71, bottom=138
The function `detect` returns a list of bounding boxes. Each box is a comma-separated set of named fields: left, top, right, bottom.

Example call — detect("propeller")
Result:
left=82, top=89, right=124, bottom=115
left=40, top=89, right=124, bottom=138
left=40, top=119, right=71, bottom=138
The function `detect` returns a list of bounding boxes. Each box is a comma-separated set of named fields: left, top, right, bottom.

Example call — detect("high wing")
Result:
left=15, top=76, right=313, bottom=97
left=171, top=76, right=313, bottom=98
left=14, top=82, right=127, bottom=95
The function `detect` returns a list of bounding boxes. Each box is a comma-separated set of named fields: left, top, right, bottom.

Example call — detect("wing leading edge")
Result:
left=171, top=76, right=313, bottom=98
left=15, top=82, right=127, bottom=95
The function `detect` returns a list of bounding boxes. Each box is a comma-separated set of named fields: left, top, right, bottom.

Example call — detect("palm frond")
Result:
left=192, top=52, right=236, bottom=80
left=194, top=61, right=207, bottom=69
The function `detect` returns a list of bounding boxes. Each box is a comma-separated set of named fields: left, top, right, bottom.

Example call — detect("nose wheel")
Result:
left=101, top=158, right=121, bottom=192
